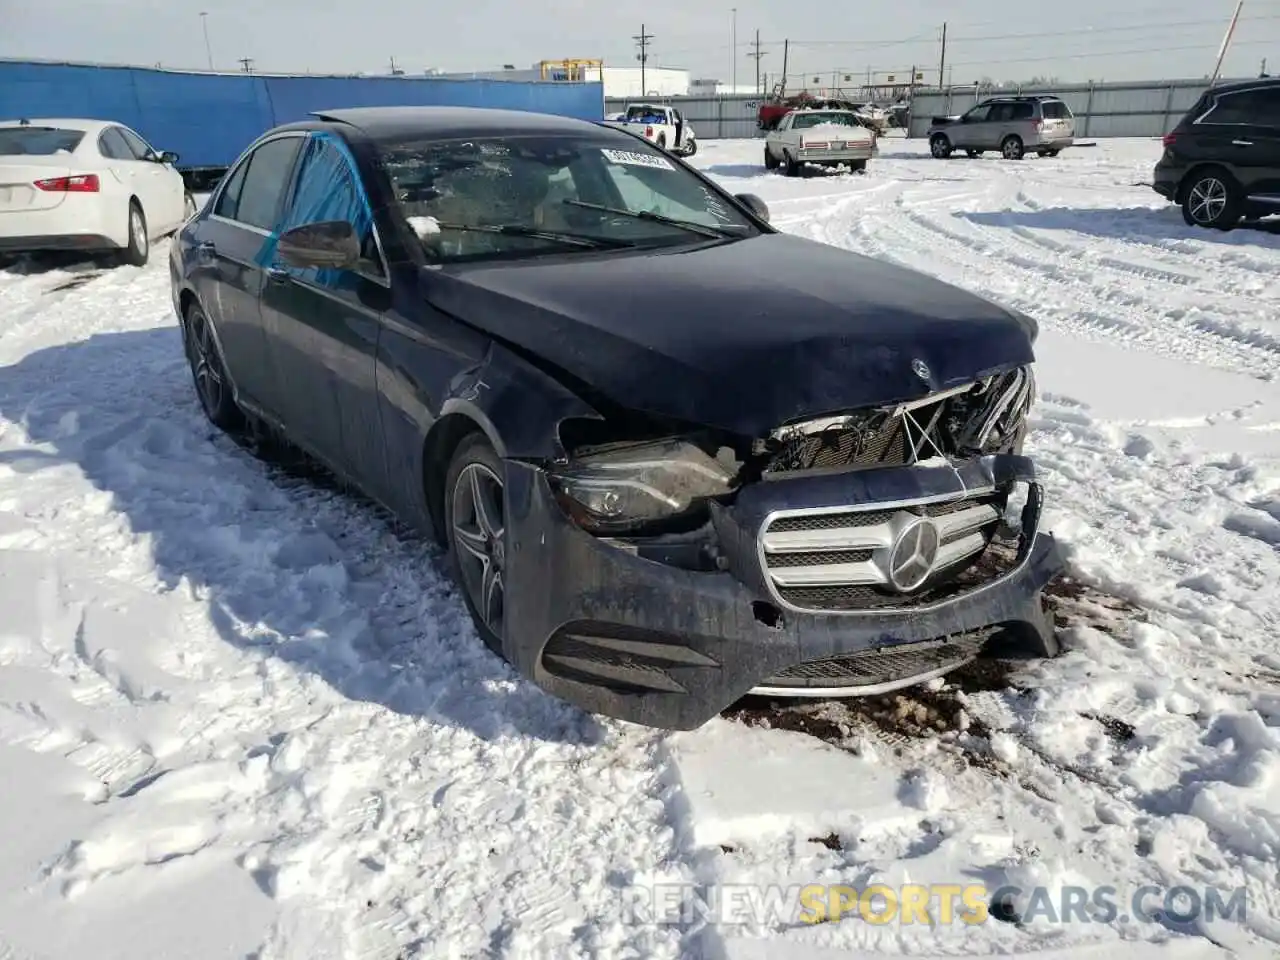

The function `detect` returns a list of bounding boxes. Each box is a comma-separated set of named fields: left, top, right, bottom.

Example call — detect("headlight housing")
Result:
left=550, top=438, right=736, bottom=534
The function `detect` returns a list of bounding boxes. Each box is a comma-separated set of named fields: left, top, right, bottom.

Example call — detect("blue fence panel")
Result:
left=0, top=60, right=604, bottom=170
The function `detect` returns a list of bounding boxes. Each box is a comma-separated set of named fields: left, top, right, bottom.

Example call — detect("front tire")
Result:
left=1181, top=168, right=1242, bottom=230
left=930, top=134, right=953, bottom=159
left=445, top=434, right=507, bottom=657
left=184, top=301, right=244, bottom=433
left=656, top=133, right=668, bottom=150
left=119, top=201, right=149, bottom=267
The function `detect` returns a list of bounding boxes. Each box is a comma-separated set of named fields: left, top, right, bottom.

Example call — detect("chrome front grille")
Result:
left=759, top=491, right=1018, bottom=613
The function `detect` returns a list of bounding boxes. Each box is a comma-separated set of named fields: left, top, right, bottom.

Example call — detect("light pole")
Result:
left=199, top=12, right=213, bottom=70
left=731, top=8, right=737, bottom=93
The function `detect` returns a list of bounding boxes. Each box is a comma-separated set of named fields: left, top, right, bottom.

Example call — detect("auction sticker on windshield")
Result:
left=601, top=149, right=674, bottom=170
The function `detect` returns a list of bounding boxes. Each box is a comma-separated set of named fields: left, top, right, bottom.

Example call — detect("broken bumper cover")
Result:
left=502, top=454, right=1064, bottom=730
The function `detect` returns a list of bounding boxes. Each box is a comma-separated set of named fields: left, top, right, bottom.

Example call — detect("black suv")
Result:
left=1154, top=78, right=1280, bottom=229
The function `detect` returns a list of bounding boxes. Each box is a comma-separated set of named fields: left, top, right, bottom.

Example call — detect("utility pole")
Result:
left=938, top=22, right=947, bottom=91
left=1211, top=1, right=1243, bottom=85
left=731, top=8, right=737, bottom=92
left=634, top=24, right=654, bottom=97
left=199, top=12, right=213, bottom=70
left=748, top=29, right=767, bottom=95
left=780, top=38, right=789, bottom=96
left=238, top=57, right=254, bottom=74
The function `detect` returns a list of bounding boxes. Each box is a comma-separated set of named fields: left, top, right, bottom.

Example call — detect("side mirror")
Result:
left=277, top=220, right=360, bottom=270
left=156, top=150, right=180, bottom=164
left=735, top=193, right=770, bottom=223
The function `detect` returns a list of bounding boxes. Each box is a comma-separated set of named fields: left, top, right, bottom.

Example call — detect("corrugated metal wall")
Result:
left=906, top=79, right=1215, bottom=140
left=0, top=59, right=605, bottom=169
left=610, top=79, right=1225, bottom=141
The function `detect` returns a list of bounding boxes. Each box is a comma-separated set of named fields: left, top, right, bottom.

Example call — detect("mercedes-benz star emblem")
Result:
left=911, top=358, right=931, bottom=382
left=885, top=516, right=941, bottom=592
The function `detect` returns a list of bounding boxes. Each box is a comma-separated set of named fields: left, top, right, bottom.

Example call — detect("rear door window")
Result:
left=1203, top=89, right=1274, bottom=125
left=221, top=136, right=304, bottom=232
left=0, top=127, right=85, bottom=155
left=1010, top=102, right=1035, bottom=120
left=1042, top=101, right=1072, bottom=119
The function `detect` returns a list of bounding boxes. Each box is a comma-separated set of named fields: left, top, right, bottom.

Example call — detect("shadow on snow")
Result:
left=0, top=326, right=606, bottom=746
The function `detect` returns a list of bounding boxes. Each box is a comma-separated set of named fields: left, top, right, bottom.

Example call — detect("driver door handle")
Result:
left=1232, top=139, right=1254, bottom=146
left=265, top=266, right=289, bottom=283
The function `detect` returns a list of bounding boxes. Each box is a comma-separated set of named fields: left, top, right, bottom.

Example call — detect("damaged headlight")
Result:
left=550, top=438, right=736, bottom=533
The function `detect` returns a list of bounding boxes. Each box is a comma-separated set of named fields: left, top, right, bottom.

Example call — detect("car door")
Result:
left=953, top=103, right=990, bottom=149
left=769, top=114, right=791, bottom=156
left=198, top=134, right=305, bottom=416
left=258, top=132, right=391, bottom=493
left=101, top=125, right=168, bottom=232
left=1208, top=87, right=1280, bottom=203
left=118, top=125, right=183, bottom=231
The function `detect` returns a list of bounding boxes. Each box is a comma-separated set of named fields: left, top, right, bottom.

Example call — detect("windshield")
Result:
left=379, top=132, right=759, bottom=263
left=791, top=112, right=862, bottom=129
left=0, top=127, right=85, bottom=156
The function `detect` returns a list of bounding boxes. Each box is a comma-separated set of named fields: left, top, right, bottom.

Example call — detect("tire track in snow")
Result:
left=0, top=279, right=702, bottom=958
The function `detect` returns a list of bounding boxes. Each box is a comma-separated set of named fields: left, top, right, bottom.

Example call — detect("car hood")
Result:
left=423, top=233, right=1035, bottom=437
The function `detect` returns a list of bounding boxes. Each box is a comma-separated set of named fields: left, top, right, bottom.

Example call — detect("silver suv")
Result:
left=928, top=96, right=1076, bottom=160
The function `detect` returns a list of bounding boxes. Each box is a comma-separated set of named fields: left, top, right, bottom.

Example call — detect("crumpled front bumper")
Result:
left=501, top=454, right=1064, bottom=730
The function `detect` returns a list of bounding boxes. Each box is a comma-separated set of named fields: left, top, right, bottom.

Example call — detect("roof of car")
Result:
left=0, top=117, right=114, bottom=131
left=309, top=106, right=600, bottom=141
left=1203, top=77, right=1280, bottom=95
left=981, top=95, right=1064, bottom=103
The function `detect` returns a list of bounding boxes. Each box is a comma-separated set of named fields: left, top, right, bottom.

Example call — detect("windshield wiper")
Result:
left=561, top=200, right=741, bottom=239
left=428, top=221, right=635, bottom=249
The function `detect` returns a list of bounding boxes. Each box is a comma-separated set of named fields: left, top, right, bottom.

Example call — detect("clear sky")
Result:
left=3, top=0, right=1278, bottom=85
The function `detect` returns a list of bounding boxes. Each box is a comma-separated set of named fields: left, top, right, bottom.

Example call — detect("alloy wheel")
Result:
left=1188, top=177, right=1227, bottom=225
left=188, top=311, right=226, bottom=419
left=451, top=462, right=505, bottom=636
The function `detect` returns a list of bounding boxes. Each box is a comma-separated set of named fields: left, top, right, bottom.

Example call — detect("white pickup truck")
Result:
left=603, top=103, right=698, bottom=157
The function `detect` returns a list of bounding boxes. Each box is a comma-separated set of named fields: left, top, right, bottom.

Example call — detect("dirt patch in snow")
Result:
left=726, top=578, right=1143, bottom=768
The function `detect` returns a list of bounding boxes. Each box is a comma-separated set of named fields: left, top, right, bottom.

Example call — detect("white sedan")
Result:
left=764, top=109, right=877, bottom=177
left=0, top=118, right=195, bottom=266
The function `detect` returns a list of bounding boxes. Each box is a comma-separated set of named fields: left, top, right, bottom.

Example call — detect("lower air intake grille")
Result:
left=756, top=629, right=995, bottom=691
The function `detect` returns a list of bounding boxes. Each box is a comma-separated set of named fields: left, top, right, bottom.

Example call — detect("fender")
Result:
left=436, top=340, right=604, bottom=462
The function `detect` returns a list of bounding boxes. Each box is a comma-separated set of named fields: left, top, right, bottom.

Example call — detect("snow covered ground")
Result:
left=1, top=138, right=1278, bottom=959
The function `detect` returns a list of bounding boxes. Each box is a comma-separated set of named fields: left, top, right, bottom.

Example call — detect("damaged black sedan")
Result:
left=170, top=106, right=1063, bottom=730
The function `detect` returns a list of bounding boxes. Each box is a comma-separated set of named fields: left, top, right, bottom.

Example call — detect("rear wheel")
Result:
left=682, top=138, right=697, bottom=157
left=930, top=134, right=953, bottom=159
left=656, top=133, right=667, bottom=150
left=1001, top=136, right=1025, bottom=160
left=1181, top=168, right=1242, bottom=230
left=849, top=159, right=867, bottom=173
left=445, top=434, right=507, bottom=657
left=783, top=150, right=801, bottom=177
left=764, top=146, right=779, bottom=170
left=184, top=301, right=244, bottom=433
left=119, top=201, right=149, bottom=267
